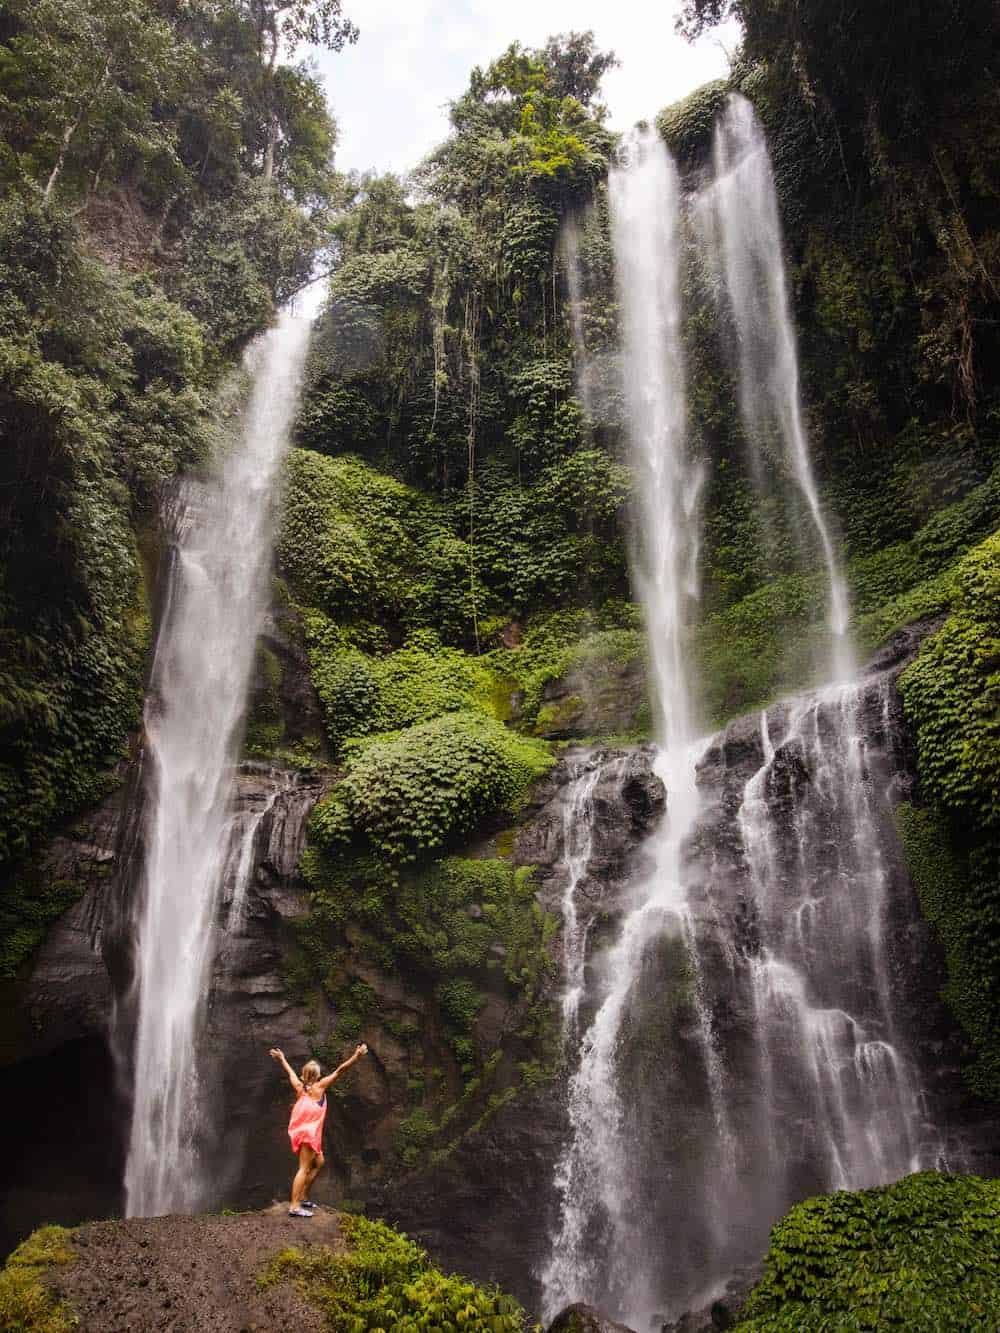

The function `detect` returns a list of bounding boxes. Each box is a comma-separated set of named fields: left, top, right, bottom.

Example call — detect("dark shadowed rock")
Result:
left=548, top=1303, right=637, bottom=1333
left=659, top=1266, right=759, bottom=1332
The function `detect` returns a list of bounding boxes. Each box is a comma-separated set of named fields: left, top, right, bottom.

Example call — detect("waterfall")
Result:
left=736, top=685, right=935, bottom=1210
left=557, top=755, right=609, bottom=1038
left=706, top=94, right=851, bottom=674
left=540, top=112, right=946, bottom=1331
left=124, top=310, right=311, bottom=1218
left=542, top=131, right=715, bottom=1328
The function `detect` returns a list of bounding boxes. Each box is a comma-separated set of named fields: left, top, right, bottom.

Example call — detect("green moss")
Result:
left=693, top=469, right=1000, bottom=725
left=309, top=711, right=553, bottom=865
left=393, top=1107, right=439, bottom=1168
left=895, top=804, right=999, bottom=1093
left=0, top=1225, right=76, bottom=1333
left=0, top=872, right=90, bottom=980
left=278, top=449, right=480, bottom=642
left=656, top=81, right=729, bottom=168
left=258, top=1214, right=535, bottom=1330
left=486, top=608, right=645, bottom=728
left=735, top=1173, right=1000, bottom=1331
left=896, top=531, right=1000, bottom=1097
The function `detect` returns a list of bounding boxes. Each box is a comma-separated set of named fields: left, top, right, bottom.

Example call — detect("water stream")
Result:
left=124, top=310, right=311, bottom=1217
left=542, top=129, right=712, bottom=1327
left=702, top=93, right=850, bottom=672
left=542, top=109, right=941, bottom=1329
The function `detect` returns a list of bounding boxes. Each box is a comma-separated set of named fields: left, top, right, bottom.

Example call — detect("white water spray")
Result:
left=541, top=130, right=713, bottom=1328
left=709, top=94, right=850, bottom=669
left=737, top=683, right=937, bottom=1199
left=124, top=310, right=311, bottom=1217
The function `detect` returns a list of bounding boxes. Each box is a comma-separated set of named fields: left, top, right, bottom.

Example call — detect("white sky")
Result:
left=309, top=1, right=742, bottom=178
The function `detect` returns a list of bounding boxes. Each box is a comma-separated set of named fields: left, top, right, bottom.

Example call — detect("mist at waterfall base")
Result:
left=123, top=310, right=311, bottom=1218
left=542, top=107, right=941, bottom=1329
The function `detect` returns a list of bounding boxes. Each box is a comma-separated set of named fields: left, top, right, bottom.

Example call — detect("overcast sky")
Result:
left=309, top=1, right=742, bottom=178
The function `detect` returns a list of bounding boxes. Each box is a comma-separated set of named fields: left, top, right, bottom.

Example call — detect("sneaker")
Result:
left=288, top=1206, right=313, bottom=1218
left=300, top=1200, right=317, bottom=1210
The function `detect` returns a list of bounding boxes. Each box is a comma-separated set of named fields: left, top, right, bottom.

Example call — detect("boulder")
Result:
left=549, top=1304, right=637, bottom=1333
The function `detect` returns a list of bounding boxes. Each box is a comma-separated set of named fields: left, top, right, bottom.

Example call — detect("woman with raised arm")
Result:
left=269, top=1044, right=368, bottom=1218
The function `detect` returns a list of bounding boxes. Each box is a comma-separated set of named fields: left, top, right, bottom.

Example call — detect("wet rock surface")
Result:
left=0, top=763, right=328, bottom=1256
left=658, top=1267, right=759, bottom=1332
left=50, top=1204, right=342, bottom=1331
left=548, top=1303, right=637, bottom=1332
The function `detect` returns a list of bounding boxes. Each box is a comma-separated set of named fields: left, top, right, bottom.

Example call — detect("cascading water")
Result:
left=557, top=755, right=610, bottom=1038
left=541, top=109, right=946, bottom=1331
left=124, top=309, right=311, bottom=1218
left=735, top=684, right=936, bottom=1213
left=542, top=130, right=716, bottom=1329
left=705, top=93, right=851, bottom=673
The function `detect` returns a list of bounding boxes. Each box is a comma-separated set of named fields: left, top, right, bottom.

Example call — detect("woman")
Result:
left=269, top=1043, right=368, bottom=1217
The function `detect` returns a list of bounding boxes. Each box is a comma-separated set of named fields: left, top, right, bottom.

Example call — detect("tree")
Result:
left=0, top=0, right=186, bottom=200
left=245, top=0, right=357, bottom=180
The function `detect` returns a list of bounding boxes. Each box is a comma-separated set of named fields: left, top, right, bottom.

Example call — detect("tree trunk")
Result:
left=263, top=114, right=278, bottom=182
left=43, top=60, right=111, bottom=202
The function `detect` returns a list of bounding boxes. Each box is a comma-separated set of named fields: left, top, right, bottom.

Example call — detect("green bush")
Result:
left=279, top=449, right=480, bottom=641
left=736, top=1173, right=1000, bottom=1331
left=309, top=712, right=552, bottom=864
left=259, top=1214, right=535, bottom=1330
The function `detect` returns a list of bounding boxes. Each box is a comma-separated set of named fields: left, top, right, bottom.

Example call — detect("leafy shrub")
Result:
left=897, top=532, right=1000, bottom=1096
left=656, top=80, right=729, bottom=168
left=259, top=1214, right=534, bottom=1330
left=309, top=711, right=552, bottom=864
left=736, top=1173, right=1000, bottom=1331
left=393, top=1107, right=439, bottom=1168
left=279, top=448, right=480, bottom=640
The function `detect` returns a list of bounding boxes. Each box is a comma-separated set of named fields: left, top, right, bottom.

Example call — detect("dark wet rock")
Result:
left=0, top=761, right=328, bottom=1255
left=548, top=1303, right=637, bottom=1333
left=659, top=1268, right=757, bottom=1332
left=516, top=744, right=665, bottom=901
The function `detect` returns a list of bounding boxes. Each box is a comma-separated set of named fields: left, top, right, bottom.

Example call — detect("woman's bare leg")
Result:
left=291, top=1146, right=315, bottom=1206
left=303, top=1150, right=325, bottom=1200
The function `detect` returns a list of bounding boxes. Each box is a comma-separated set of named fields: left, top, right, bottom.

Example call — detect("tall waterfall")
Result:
left=706, top=94, right=851, bottom=673
left=540, top=112, right=944, bottom=1332
left=542, top=130, right=712, bottom=1327
left=124, top=310, right=311, bottom=1217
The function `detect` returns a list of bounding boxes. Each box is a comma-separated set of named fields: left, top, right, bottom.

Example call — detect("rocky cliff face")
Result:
left=2, top=622, right=996, bottom=1325
left=377, top=624, right=1000, bottom=1321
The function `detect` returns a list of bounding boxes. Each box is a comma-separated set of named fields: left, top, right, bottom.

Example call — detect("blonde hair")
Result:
left=301, top=1060, right=321, bottom=1088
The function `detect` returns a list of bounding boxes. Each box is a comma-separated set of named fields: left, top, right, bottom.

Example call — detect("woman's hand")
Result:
left=269, top=1048, right=284, bottom=1062
left=355, top=1043, right=368, bottom=1058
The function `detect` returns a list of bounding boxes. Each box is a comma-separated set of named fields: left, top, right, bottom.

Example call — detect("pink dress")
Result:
left=288, top=1090, right=327, bottom=1154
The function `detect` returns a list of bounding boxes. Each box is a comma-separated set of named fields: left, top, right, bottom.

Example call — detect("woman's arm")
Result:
left=269, top=1047, right=303, bottom=1094
left=316, top=1043, right=368, bottom=1092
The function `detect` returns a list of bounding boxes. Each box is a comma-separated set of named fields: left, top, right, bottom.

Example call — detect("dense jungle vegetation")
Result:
left=2, top=0, right=1000, bottom=1326
left=0, top=0, right=353, bottom=965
